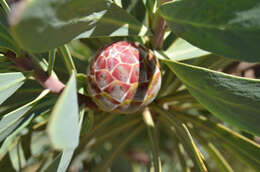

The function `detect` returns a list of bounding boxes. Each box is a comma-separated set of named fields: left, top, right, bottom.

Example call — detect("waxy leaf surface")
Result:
left=159, top=0, right=260, bottom=62
left=163, top=59, right=260, bottom=136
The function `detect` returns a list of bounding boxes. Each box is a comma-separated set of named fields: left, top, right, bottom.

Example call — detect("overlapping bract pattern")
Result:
left=87, top=41, right=161, bottom=113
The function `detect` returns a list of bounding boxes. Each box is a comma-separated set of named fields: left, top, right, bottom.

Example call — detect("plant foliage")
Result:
left=0, top=0, right=259, bottom=171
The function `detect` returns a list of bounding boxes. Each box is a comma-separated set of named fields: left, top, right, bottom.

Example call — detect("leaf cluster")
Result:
left=0, top=0, right=259, bottom=171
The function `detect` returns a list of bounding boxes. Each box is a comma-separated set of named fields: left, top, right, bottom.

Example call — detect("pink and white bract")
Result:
left=87, top=41, right=161, bottom=113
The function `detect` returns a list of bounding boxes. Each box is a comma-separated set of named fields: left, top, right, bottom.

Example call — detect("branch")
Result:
left=151, top=17, right=168, bottom=50
left=4, top=51, right=97, bottom=109
left=151, top=0, right=170, bottom=50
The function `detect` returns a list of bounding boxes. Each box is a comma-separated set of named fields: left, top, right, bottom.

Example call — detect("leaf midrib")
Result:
left=160, top=10, right=260, bottom=32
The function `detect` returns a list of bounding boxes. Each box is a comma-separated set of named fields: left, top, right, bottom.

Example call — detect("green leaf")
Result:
left=0, top=90, right=49, bottom=142
left=56, top=149, right=74, bottom=172
left=114, top=0, right=123, bottom=8
left=191, top=131, right=234, bottom=172
left=0, top=80, right=45, bottom=115
left=20, top=131, right=32, bottom=160
left=0, top=6, right=8, bottom=26
left=43, top=153, right=62, bottom=172
left=0, top=151, right=16, bottom=172
left=159, top=0, right=260, bottom=62
left=9, top=140, right=26, bottom=171
left=0, top=0, right=10, bottom=15
left=176, top=112, right=260, bottom=170
left=194, top=54, right=233, bottom=70
left=55, top=110, right=85, bottom=172
left=125, top=0, right=146, bottom=24
left=9, top=0, right=148, bottom=52
left=142, top=0, right=156, bottom=16
left=47, top=49, right=57, bottom=75
left=0, top=115, right=32, bottom=159
left=205, top=143, right=234, bottom=172
left=142, top=108, right=161, bottom=172
left=0, top=72, right=25, bottom=106
left=175, top=140, right=191, bottom=172
left=58, top=45, right=77, bottom=74
left=47, top=72, right=80, bottom=149
left=0, top=23, right=20, bottom=54
left=164, top=38, right=210, bottom=61
left=93, top=124, right=145, bottom=172
left=92, top=115, right=142, bottom=149
left=0, top=7, right=20, bottom=54
left=163, top=59, right=260, bottom=136
left=153, top=105, right=207, bottom=172
left=3, top=113, right=35, bottom=150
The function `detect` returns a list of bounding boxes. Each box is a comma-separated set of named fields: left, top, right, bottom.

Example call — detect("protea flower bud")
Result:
left=86, top=41, right=161, bottom=113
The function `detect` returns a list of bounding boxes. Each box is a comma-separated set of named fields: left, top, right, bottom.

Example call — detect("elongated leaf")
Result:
left=0, top=72, right=25, bottom=106
left=159, top=0, right=260, bottom=62
left=191, top=131, right=234, bottom=172
left=164, top=38, right=210, bottom=61
left=47, top=72, right=79, bottom=149
left=9, top=141, right=26, bottom=171
left=0, top=24, right=20, bottom=54
left=0, top=108, right=29, bottom=143
left=47, top=49, right=56, bottom=75
left=142, top=0, right=156, bottom=16
left=0, top=151, right=16, bottom=172
left=0, top=80, right=45, bottom=115
left=55, top=110, right=85, bottom=172
left=176, top=112, right=260, bottom=170
left=43, top=153, right=62, bottom=172
left=163, top=59, right=260, bottom=136
left=43, top=148, right=74, bottom=172
left=0, top=5, right=8, bottom=25
left=58, top=45, right=76, bottom=74
left=57, top=149, right=74, bottom=172
left=94, top=124, right=144, bottom=172
left=0, top=90, right=49, bottom=142
left=221, top=142, right=259, bottom=170
left=114, top=0, right=123, bottom=8
left=143, top=108, right=161, bottom=172
left=20, top=130, right=32, bottom=160
left=152, top=105, right=207, bottom=172
left=206, top=143, right=234, bottom=172
left=93, top=115, right=141, bottom=147
left=194, top=54, right=233, bottom=71
left=1, top=113, right=35, bottom=155
left=9, top=0, right=147, bottom=52
left=0, top=8, right=20, bottom=54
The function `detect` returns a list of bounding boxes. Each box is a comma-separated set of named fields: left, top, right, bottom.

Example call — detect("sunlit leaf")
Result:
left=43, top=153, right=62, bottom=172
left=47, top=72, right=79, bottom=149
left=163, top=59, right=260, bottom=136
left=142, top=108, right=161, bottom=172
left=0, top=6, right=19, bottom=53
left=57, top=149, right=74, bottom=172
left=9, top=0, right=148, bottom=52
left=176, top=112, right=260, bottom=170
left=0, top=72, right=25, bottom=106
left=9, top=141, right=26, bottom=171
left=0, top=90, right=48, bottom=142
left=164, top=38, right=210, bottom=61
left=152, top=105, right=207, bottom=172
left=159, top=0, right=260, bottom=62
left=192, top=131, right=234, bottom=172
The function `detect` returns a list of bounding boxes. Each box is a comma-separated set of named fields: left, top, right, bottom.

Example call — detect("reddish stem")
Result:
left=4, top=51, right=97, bottom=109
left=152, top=18, right=168, bottom=50
left=151, top=0, right=171, bottom=50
